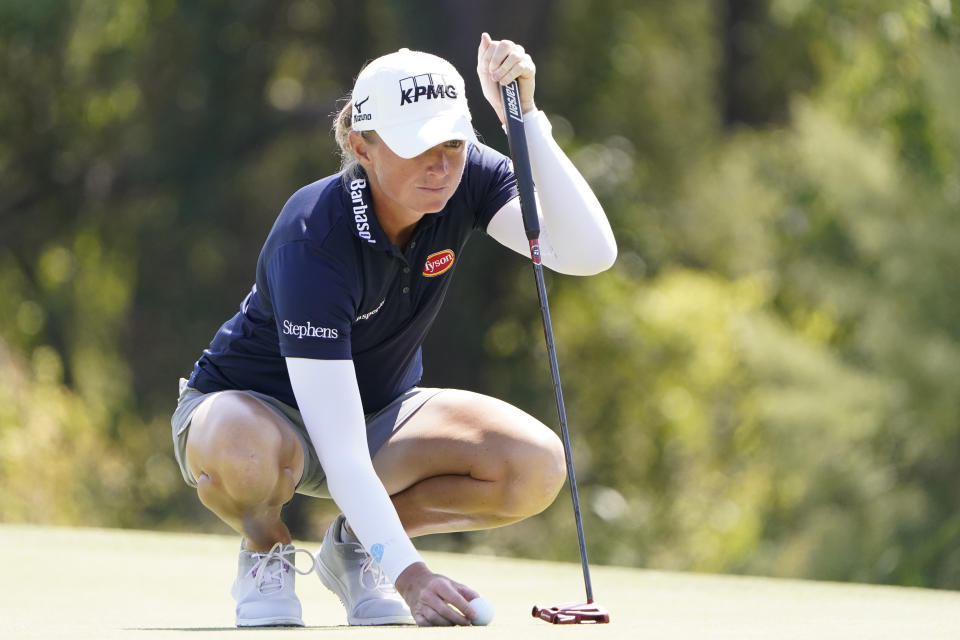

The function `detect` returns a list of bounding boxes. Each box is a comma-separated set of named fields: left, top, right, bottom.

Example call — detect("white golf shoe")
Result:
left=230, top=541, right=316, bottom=627
left=315, top=514, right=415, bottom=625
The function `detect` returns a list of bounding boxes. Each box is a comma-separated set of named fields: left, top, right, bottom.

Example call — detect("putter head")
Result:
left=532, top=601, right=610, bottom=624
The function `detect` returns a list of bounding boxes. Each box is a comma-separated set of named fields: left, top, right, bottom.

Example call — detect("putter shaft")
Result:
left=500, top=79, right=596, bottom=605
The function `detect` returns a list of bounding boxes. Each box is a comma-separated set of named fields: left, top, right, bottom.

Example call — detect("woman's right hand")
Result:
left=477, top=32, right=537, bottom=125
left=395, top=562, right=480, bottom=626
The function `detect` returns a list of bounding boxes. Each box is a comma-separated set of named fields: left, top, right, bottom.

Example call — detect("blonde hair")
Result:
left=333, top=97, right=375, bottom=181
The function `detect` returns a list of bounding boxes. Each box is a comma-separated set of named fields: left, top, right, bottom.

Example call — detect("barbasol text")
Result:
left=282, top=320, right=339, bottom=340
left=349, top=178, right=376, bottom=244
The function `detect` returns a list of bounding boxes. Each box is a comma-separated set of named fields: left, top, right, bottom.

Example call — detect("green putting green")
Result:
left=4, top=523, right=960, bottom=639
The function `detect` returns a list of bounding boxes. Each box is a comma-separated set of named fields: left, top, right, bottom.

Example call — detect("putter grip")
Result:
left=500, top=80, right=540, bottom=240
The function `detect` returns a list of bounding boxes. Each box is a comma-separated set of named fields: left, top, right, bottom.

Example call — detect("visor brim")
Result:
left=375, top=113, right=478, bottom=159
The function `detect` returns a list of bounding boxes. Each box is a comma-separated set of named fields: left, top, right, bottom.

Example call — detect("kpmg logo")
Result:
left=399, top=73, right=457, bottom=105
left=349, top=178, right=376, bottom=244
left=352, top=96, right=372, bottom=123
left=503, top=83, right=522, bottom=122
left=282, top=320, right=339, bottom=340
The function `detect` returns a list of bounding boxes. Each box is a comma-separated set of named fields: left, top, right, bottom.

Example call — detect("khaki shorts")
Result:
left=171, top=378, right=443, bottom=498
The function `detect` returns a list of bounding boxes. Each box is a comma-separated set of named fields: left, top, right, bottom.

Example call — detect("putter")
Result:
left=499, top=79, right=610, bottom=625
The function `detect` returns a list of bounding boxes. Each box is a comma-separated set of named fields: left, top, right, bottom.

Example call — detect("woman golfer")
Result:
left=171, top=33, right=616, bottom=627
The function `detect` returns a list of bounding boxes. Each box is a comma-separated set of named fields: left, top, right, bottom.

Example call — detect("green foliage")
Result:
left=466, top=0, right=960, bottom=588
left=2, top=0, right=959, bottom=589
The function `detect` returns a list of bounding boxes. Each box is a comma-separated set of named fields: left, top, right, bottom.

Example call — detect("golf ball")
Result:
left=469, top=597, right=494, bottom=625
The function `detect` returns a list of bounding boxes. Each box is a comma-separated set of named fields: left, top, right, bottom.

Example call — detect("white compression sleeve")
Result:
left=286, top=357, right=423, bottom=582
left=486, top=110, right=617, bottom=275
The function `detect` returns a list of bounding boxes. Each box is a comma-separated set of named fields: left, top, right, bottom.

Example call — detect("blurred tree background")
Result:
left=2, top=0, right=959, bottom=589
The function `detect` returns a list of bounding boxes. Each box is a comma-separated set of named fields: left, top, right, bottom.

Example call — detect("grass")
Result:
left=4, top=523, right=960, bottom=639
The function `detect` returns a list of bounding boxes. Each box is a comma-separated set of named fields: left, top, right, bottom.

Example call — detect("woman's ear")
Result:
left=349, top=130, right=373, bottom=166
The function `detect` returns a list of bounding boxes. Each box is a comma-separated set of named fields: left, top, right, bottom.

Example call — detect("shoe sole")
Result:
left=315, top=552, right=415, bottom=626
left=236, top=617, right=304, bottom=627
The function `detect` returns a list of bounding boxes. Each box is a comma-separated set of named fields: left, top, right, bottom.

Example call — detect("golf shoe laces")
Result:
left=249, top=543, right=316, bottom=594
left=356, top=547, right=394, bottom=593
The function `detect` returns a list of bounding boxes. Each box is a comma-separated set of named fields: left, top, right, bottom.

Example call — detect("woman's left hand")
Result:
left=477, top=32, right=536, bottom=124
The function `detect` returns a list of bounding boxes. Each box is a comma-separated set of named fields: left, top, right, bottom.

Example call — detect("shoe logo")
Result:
left=422, top=249, right=455, bottom=277
left=370, top=543, right=384, bottom=564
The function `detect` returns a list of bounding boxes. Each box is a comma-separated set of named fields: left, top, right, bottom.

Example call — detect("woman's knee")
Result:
left=502, top=427, right=567, bottom=516
left=185, top=391, right=303, bottom=504
left=377, top=389, right=567, bottom=517
left=444, top=391, right=567, bottom=516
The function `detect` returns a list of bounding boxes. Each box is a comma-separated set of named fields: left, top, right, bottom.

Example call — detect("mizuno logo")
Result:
left=399, top=74, right=457, bottom=105
left=353, top=96, right=372, bottom=123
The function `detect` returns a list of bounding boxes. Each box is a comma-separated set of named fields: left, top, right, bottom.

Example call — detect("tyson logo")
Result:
left=422, top=249, right=455, bottom=277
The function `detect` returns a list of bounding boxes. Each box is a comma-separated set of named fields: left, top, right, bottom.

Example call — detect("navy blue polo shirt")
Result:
left=188, top=143, right=518, bottom=414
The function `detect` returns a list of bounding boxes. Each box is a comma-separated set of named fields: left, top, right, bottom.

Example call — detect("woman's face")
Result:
left=355, top=133, right=468, bottom=222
